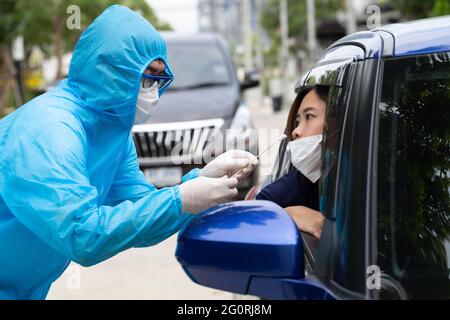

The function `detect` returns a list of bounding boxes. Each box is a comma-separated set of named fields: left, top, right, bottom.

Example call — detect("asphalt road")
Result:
left=47, top=88, right=289, bottom=300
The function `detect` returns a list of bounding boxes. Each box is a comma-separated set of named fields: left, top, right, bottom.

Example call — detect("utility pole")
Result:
left=306, top=0, right=317, bottom=62
left=346, top=0, right=357, bottom=34
left=254, top=0, right=264, bottom=73
left=279, top=0, right=289, bottom=108
left=242, top=0, right=253, bottom=70
left=11, top=36, right=24, bottom=106
left=210, top=0, right=217, bottom=33
left=253, top=0, right=264, bottom=104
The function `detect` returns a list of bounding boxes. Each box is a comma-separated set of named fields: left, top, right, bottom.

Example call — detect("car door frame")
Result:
left=310, top=49, right=384, bottom=300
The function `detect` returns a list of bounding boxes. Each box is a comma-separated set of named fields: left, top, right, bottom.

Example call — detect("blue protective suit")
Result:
left=0, top=5, right=198, bottom=300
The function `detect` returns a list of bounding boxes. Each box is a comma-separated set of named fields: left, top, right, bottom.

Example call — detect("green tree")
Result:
left=0, top=0, right=24, bottom=44
left=432, top=0, right=450, bottom=16
left=0, top=0, right=26, bottom=115
left=16, top=0, right=172, bottom=78
left=390, top=0, right=450, bottom=20
left=260, top=0, right=343, bottom=68
left=0, top=0, right=172, bottom=114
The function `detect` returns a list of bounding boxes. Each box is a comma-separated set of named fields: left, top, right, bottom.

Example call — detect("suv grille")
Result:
left=132, top=119, right=224, bottom=166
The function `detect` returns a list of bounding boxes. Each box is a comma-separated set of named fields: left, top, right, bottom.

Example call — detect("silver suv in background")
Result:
left=132, top=33, right=259, bottom=198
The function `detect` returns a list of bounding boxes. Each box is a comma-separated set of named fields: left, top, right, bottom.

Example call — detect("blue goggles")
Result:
left=141, top=72, right=173, bottom=90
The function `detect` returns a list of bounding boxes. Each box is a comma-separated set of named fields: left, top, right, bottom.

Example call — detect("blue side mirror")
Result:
left=175, top=200, right=304, bottom=295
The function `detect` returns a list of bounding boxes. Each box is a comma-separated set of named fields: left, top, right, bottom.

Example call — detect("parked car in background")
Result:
left=176, top=16, right=450, bottom=300
left=132, top=33, right=259, bottom=198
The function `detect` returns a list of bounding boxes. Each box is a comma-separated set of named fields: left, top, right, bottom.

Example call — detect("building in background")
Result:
left=198, top=0, right=266, bottom=61
left=199, top=0, right=243, bottom=45
left=317, top=0, right=401, bottom=52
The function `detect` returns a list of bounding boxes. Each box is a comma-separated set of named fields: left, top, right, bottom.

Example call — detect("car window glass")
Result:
left=377, top=52, right=450, bottom=299
left=166, top=43, right=231, bottom=90
left=259, top=61, right=353, bottom=194
left=320, top=63, right=355, bottom=220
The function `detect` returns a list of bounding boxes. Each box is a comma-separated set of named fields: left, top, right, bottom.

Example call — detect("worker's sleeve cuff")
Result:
left=172, top=185, right=196, bottom=231
left=181, top=168, right=200, bottom=183
left=173, top=184, right=184, bottom=215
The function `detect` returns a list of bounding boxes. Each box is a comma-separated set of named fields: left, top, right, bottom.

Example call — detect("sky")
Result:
left=146, top=0, right=199, bottom=33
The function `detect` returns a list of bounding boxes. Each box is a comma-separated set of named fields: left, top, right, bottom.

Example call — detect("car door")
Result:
left=300, top=41, right=386, bottom=299
left=373, top=51, right=450, bottom=299
left=174, top=39, right=386, bottom=301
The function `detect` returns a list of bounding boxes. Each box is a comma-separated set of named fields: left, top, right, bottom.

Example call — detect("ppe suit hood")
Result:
left=0, top=5, right=197, bottom=300
left=68, top=5, right=173, bottom=128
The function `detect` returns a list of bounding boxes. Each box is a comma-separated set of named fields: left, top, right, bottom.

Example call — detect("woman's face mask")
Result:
left=134, top=81, right=159, bottom=125
left=288, top=134, right=322, bottom=183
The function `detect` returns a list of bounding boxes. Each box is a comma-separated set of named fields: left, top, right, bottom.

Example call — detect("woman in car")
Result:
left=256, top=85, right=328, bottom=239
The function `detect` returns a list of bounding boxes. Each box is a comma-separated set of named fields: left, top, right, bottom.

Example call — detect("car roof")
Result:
left=326, top=15, right=450, bottom=59
left=160, top=32, right=225, bottom=45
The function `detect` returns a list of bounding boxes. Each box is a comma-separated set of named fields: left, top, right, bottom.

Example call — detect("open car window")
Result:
left=257, top=137, right=292, bottom=193
left=259, top=54, right=358, bottom=195
left=256, top=45, right=360, bottom=274
left=305, top=60, right=356, bottom=221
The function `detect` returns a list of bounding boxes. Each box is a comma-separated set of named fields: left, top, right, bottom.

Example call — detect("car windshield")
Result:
left=166, top=43, right=231, bottom=91
left=377, top=52, right=450, bottom=299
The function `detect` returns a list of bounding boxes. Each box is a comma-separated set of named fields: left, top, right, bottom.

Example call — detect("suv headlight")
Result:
left=226, top=104, right=256, bottom=150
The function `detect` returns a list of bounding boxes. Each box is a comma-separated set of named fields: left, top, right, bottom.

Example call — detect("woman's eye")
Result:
left=305, top=114, right=314, bottom=120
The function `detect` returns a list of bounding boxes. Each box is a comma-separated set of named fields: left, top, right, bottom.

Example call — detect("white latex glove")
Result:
left=179, top=176, right=239, bottom=214
left=200, top=150, right=258, bottom=181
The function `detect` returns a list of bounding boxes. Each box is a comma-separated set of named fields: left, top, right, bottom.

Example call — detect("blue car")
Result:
left=176, top=16, right=450, bottom=300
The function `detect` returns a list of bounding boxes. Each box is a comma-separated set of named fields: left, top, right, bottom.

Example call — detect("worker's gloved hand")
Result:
left=200, top=150, right=258, bottom=181
left=179, top=175, right=239, bottom=214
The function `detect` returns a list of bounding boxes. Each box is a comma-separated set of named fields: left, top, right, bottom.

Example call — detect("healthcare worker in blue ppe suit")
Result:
left=0, top=5, right=258, bottom=300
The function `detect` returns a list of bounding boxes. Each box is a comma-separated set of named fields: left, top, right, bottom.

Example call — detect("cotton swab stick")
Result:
left=231, top=134, right=287, bottom=178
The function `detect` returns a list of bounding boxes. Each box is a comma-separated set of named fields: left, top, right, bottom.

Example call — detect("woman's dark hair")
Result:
left=284, top=85, right=329, bottom=141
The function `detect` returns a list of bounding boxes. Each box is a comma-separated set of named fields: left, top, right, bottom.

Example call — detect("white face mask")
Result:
left=134, top=81, right=159, bottom=125
left=288, top=134, right=323, bottom=183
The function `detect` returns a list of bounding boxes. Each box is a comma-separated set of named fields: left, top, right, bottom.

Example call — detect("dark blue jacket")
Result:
left=256, top=170, right=319, bottom=210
